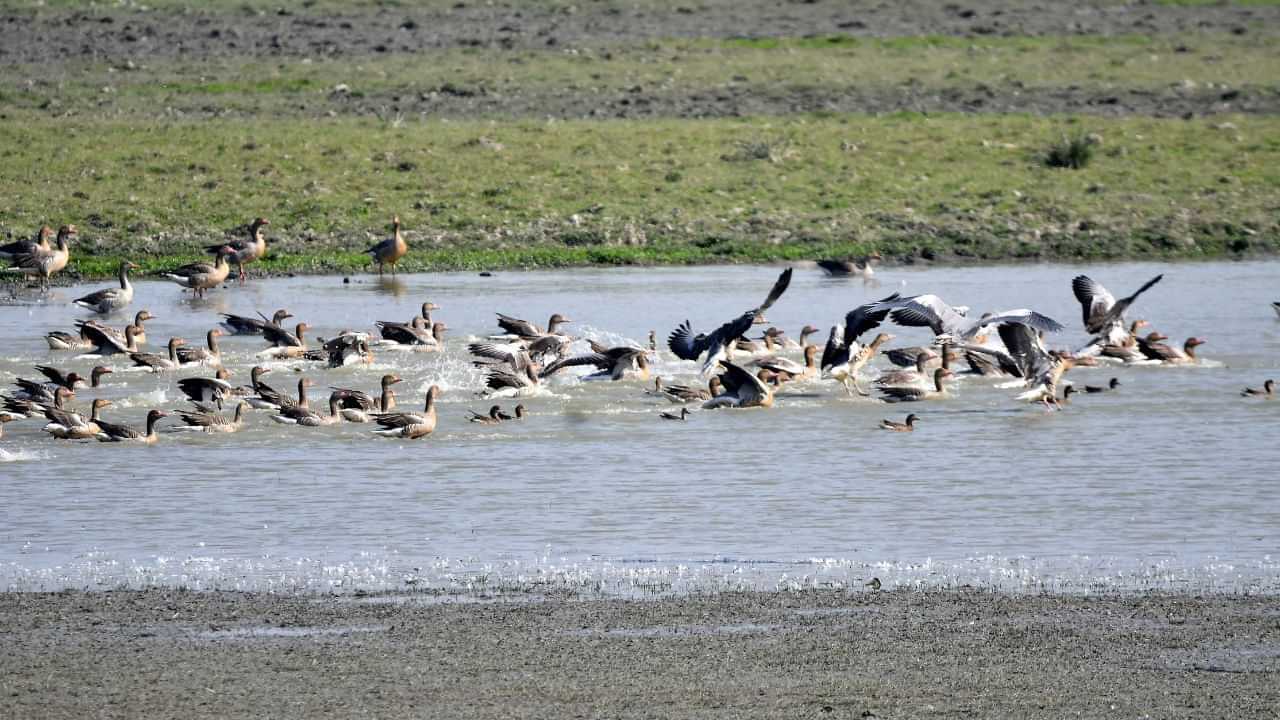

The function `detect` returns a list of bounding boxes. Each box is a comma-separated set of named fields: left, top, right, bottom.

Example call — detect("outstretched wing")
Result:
left=975, top=309, right=1064, bottom=334
left=1071, top=275, right=1116, bottom=333
left=842, top=292, right=900, bottom=346
left=754, top=267, right=793, bottom=317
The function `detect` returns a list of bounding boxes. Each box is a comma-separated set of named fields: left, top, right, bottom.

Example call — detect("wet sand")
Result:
left=2, top=589, right=1276, bottom=718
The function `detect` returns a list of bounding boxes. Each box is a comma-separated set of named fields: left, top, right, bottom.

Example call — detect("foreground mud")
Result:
left=1, top=589, right=1275, bottom=718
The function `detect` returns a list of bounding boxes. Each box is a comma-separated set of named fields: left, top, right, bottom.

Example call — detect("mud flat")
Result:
left=1, top=589, right=1276, bottom=718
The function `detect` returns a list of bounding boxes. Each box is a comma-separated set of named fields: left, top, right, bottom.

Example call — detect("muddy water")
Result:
left=1, top=261, right=1277, bottom=595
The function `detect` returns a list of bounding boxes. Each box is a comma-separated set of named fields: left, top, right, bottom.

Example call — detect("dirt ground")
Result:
left=1, top=588, right=1276, bottom=718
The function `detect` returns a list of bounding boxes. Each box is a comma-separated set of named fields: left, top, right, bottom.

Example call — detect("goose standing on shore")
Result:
left=3, top=224, right=74, bottom=289
left=0, top=225, right=52, bottom=260
left=366, top=215, right=408, bottom=277
left=163, top=246, right=233, bottom=298
left=73, top=261, right=139, bottom=314
left=206, top=217, right=268, bottom=284
left=669, top=268, right=793, bottom=375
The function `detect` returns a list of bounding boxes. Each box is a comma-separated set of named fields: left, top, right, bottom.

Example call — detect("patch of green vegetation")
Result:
left=2, top=113, right=1276, bottom=280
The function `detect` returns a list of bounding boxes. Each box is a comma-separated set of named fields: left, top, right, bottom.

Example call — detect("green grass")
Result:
left=2, top=113, right=1276, bottom=279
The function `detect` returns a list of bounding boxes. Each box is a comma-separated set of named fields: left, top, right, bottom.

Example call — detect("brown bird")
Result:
left=366, top=215, right=409, bottom=277
left=879, top=413, right=918, bottom=432
left=206, top=217, right=269, bottom=284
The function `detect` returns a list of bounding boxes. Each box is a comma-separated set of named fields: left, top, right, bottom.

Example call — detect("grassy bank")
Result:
left=1, top=112, right=1277, bottom=279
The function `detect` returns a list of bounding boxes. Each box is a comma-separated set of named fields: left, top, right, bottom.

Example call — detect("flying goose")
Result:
left=1072, top=274, right=1163, bottom=352
left=669, top=267, right=793, bottom=375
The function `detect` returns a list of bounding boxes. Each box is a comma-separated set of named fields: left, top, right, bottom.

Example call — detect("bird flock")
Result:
left=1, top=216, right=1275, bottom=448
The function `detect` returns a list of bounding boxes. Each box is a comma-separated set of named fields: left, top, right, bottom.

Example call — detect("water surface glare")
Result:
left=1, top=261, right=1278, bottom=595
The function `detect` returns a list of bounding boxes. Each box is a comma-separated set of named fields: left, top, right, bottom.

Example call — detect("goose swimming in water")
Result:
left=755, top=345, right=820, bottom=382
left=177, top=368, right=235, bottom=409
left=331, top=375, right=402, bottom=422
left=372, top=386, right=441, bottom=439
left=177, top=329, right=225, bottom=368
left=42, top=398, right=112, bottom=440
left=72, top=260, right=139, bottom=314
left=130, top=337, right=186, bottom=373
left=1138, top=334, right=1206, bottom=365
left=174, top=401, right=248, bottom=433
left=669, top=268, right=792, bottom=376
left=220, top=308, right=292, bottom=336
left=702, top=360, right=774, bottom=409
left=878, top=368, right=954, bottom=403
left=541, top=345, right=650, bottom=382
left=661, top=377, right=722, bottom=404
left=96, top=409, right=169, bottom=444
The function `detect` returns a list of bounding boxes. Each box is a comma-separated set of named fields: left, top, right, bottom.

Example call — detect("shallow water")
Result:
left=1, top=261, right=1277, bottom=595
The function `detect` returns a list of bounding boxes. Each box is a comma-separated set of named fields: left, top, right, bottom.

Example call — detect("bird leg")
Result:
left=853, top=378, right=871, bottom=397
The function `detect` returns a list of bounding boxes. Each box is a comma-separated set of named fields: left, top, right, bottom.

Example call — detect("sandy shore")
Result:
left=1, top=589, right=1275, bottom=718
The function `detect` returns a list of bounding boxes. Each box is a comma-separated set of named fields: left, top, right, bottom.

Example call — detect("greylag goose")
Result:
left=876, top=350, right=938, bottom=388
left=0, top=225, right=52, bottom=260
left=669, top=268, right=793, bottom=375
left=259, top=322, right=313, bottom=358
left=496, top=312, right=573, bottom=340
left=882, top=345, right=961, bottom=369
left=820, top=294, right=899, bottom=395
left=206, top=217, right=268, bottom=284
left=703, top=360, right=774, bottom=409
left=372, top=385, right=440, bottom=439
left=73, top=261, right=139, bottom=314
left=96, top=409, right=169, bottom=444
left=220, top=308, right=292, bottom=336
left=755, top=345, right=820, bottom=382
left=817, top=253, right=881, bottom=278
left=130, top=337, right=186, bottom=373
left=1241, top=380, right=1274, bottom=399
left=177, top=368, right=235, bottom=409
left=482, top=364, right=542, bottom=399
left=660, top=408, right=690, bottom=421
left=1138, top=335, right=1205, bottom=364
left=74, top=320, right=142, bottom=356
left=45, top=324, right=94, bottom=351
left=43, top=398, right=112, bottom=440
left=879, top=413, right=918, bottom=432
left=879, top=368, right=954, bottom=403
left=174, top=401, right=248, bottom=433
left=245, top=366, right=293, bottom=410
left=3, top=224, right=73, bottom=289
left=163, top=246, right=232, bottom=298
left=1, top=386, right=71, bottom=422
left=541, top=345, right=650, bottom=382
left=272, top=385, right=343, bottom=426
left=177, top=329, right=225, bottom=367
left=881, top=294, right=1063, bottom=343
left=1072, top=274, right=1163, bottom=354
left=365, top=215, right=408, bottom=277
left=661, top=377, right=722, bottom=404
left=331, top=374, right=402, bottom=422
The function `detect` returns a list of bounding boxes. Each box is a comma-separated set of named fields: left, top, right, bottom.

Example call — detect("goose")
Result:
left=816, top=252, right=881, bottom=278
left=42, top=398, right=112, bottom=440
left=541, top=346, right=650, bottom=382
left=245, top=366, right=294, bottom=411
left=272, top=384, right=342, bottom=426
left=259, top=322, right=313, bottom=359
left=882, top=345, right=960, bottom=369
left=73, top=320, right=142, bottom=356
left=365, top=215, right=408, bottom=277
left=879, top=368, right=954, bottom=403
left=95, top=409, right=169, bottom=444
left=496, top=312, right=573, bottom=340
left=320, top=332, right=373, bottom=367
left=879, top=413, right=918, bottom=432
left=0, top=225, right=52, bottom=260
left=162, top=246, right=232, bottom=298
left=1097, top=320, right=1149, bottom=363
left=702, top=360, right=774, bottom=409
left=177, top=329, right=225, bottom=368
left=177, top=368, right=235, bottom=409
left=129, top=337, right=186, bottom=373
left=45, top=324, right=94, bottom=351
left=372, top=385, right=441, bottom=439
left=661, top=377, right=722, bottom=404
left=482, top=364, right=542, bottom=399
left=205, top=217, right=268, bottom=284
left=734, top=327, right=787, bottom=357
left=174, top=401, right=248, bottom=433
left=668, top=268, right=793, bottom=375
left=1138, top=335, right=1206, bottom=364
left=995, top=323, right=1077, bottom=404
left=755, top=345, right=820, bottom=382
left=779, top=325, right=821, bottom=351
left=876, top=350, right=938, bottom=388
left=1084, top=378, right=1121, bottom=393
left=72, top=260, right=139, bottom=314
left=1, top=387, right=71, bottom=422
left=1072, top=274, right=1163, bottom=354
left=331, top=375, right=402, bottom=422
left=4, top=224, right=73, bottom=289
left=881, top=294, right=1063, bottom=343
left=1241, top=380, right=1274, bottom=399
left=220, top=308, right=292, bottom=336
left=819, top=294, right=899, bottom=395
left=659, top=408, right=690, bottom=421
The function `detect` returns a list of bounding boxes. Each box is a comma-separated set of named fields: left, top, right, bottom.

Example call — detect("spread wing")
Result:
left=997, top=322, right=1053, bottom=379
left=1071, top=275, right=1117, bottom=333
left=496, top=313, right=541, bottom=337
left=975, top=309, right=1064, bottom=334
left=842, top=292, right=900, bottom=346
left=755, top=267, right=793, bottom=318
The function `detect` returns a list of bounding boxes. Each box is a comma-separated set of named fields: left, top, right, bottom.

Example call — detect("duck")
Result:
left=331, top=374, right=402, bottom=422
left=259, top=322, right=313, bottom=359
left=755, top=345, right=820, bottom=382
left=177, top=329, right=225, bottom=368
left=1055, top=385, right=1077, bottom=407
left=668, top=268, right=792, bottom=375
left=0, top=225, right=52, bottom=260
left=95, top=409, right=169, bottom=444
left=1139, top=335, right=1206, bottom=364
left=71, top=260, right=138, bottom=314
left=1072, top=274, right=1164, bottom=355
left=467, top=405, right=507, bottom=425
left=660, top=407, right=690, bottom=421
left=272, top=385, right=343, bottom=427
left=816, top=253, right=881, bottom=278
left=702, top=360, right=774, bottom=409
left=365, top=215, right=408, bottom=277
left=541, top=346, right=650, bottom=382
left=879, top=413, right=918, bottom=432
left=372, top=385, right=441, bottom=439
left=1084, top=378, right=1121, bottom=393
left=661, top=377, right=722, bottom=404
left=1241, top=380, right=1274, bottom=399
left=879, top=368, right=955, bottom=403
left=162, top=246, right=232, bottom=298
left=206, top=217, right=269, bottom=284
left=174, top=401, right=249, bottom=433
left=130, top=337, right=186, bottom=373
left=220, top=308, right=292, bottom=336
left=42, top=398, right=113, bottom=440
left=177, top=368, right=235, bottom=409
left=3, top=224, right=74, bottom=289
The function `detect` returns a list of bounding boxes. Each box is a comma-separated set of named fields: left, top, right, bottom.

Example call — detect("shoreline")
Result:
left=2, top=588, right=1276, bottom=718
